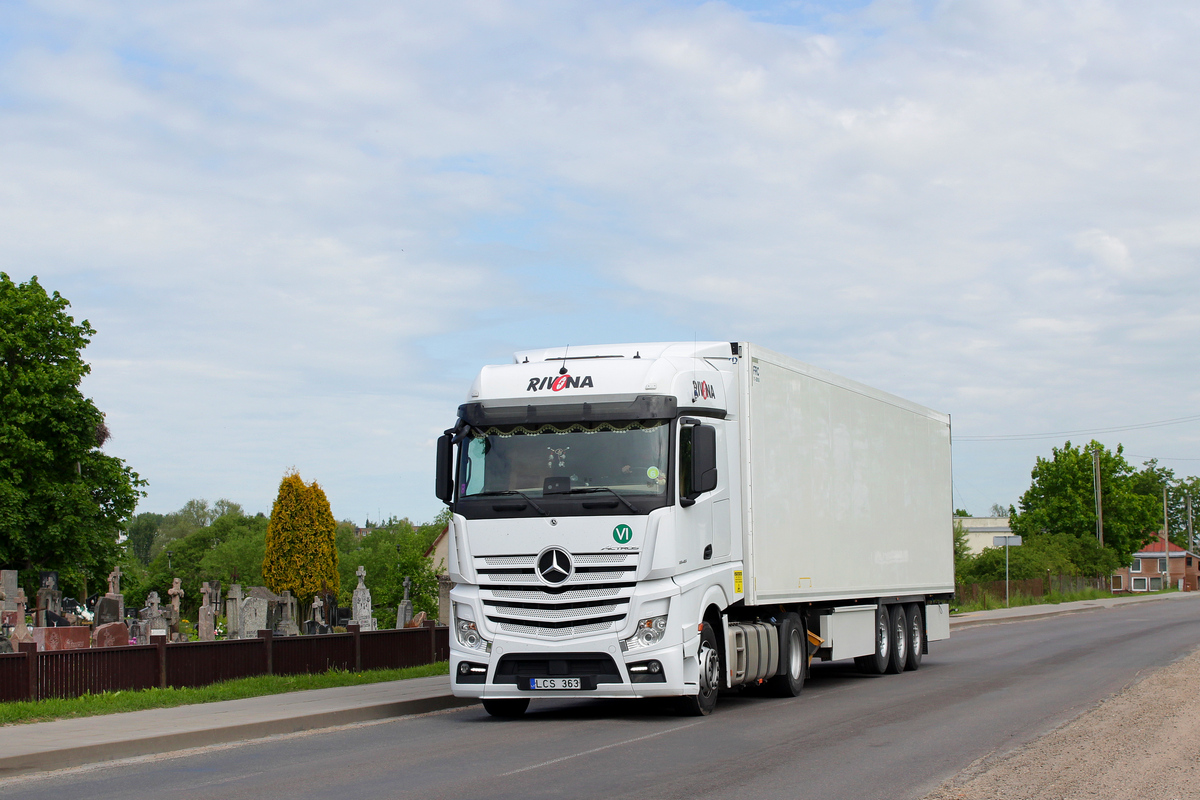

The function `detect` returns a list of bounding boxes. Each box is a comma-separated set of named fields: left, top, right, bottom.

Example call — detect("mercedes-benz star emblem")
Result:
left=537, top=548, right=573, bottom=585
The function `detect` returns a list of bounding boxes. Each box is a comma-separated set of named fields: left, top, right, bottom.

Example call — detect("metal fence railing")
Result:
left=956, top=575, right=1108, bottom=605
left=0, top=623, right=447, bottom=702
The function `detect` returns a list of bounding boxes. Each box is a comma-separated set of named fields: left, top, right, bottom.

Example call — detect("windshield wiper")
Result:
left=468, top=490, right=547, bottom=516
left=567, top=487, right=638, bottom=514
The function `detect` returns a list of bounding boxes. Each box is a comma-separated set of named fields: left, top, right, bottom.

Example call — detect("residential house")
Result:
left=1111, top=535, right=1200, bottom=593
left=954, top=516, right=1012, bottom=556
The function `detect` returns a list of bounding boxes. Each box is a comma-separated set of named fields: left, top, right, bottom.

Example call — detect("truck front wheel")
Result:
left=678, top=621, right=720, bottom=716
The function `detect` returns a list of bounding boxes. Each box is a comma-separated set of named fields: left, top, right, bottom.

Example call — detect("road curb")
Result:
left=949, top=592, right=1198, bottom=631
left=0, top=693, right=478, bottom=779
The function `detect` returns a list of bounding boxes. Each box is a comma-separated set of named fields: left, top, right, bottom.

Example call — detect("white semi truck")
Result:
left=436, top=342, right=954, bottom=717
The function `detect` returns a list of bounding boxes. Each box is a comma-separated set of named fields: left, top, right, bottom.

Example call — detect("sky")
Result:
left=2, top=0, right=1198, bottom=525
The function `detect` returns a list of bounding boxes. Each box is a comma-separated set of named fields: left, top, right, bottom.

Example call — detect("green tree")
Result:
left=336, top=513, right=446, bottom=626
left=954, top=508, right=971, bottom=518
left=1010, top=440, right=1159, bottom=572
left=125, top=512, right=164, bottom=565
left=0, top=273, right=144, bottom=597
left=261, top=471, right=339, bottom=601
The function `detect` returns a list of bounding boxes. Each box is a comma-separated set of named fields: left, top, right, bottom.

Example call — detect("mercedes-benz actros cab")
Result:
left=436, top=342, right=954, bottom=717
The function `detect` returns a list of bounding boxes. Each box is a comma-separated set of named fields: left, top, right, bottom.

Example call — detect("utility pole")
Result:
left=1092, top=446, right=1104, bottom=546
left=1163, top=486, right=1170, bottom=591
left=1187, top=493, right=1194, bottom=551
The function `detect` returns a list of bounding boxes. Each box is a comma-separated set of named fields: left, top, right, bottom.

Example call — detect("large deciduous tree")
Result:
left=262, top=471, right=339, bottom=601
left=0, top=273, right=144, bottom=596
left=1010, top=440, right=1159, bottom=571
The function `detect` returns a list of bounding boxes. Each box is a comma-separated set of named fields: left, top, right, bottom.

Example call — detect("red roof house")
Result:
left=1112, top=535, right=1200, bottom=593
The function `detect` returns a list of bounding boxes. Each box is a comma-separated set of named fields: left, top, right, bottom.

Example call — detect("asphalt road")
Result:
left=6, top=597, right=1200, bottom=800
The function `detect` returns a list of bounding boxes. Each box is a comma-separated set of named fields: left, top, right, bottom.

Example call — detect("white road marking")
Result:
left=498, top=721, right=703, bottom=777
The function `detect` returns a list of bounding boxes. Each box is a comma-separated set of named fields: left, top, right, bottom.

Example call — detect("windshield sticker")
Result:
left=527, top=374, right=595, bottom=392
left=547, top=446, right=570, bottom=468
left=612, top=524, right=633, bottom=544
left=646, top=466, right=660, bottom=480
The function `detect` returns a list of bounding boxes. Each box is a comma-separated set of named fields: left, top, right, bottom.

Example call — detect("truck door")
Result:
left=678, top=418, right=730, bottom=567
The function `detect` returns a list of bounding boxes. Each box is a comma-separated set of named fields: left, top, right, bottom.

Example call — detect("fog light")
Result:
left=459, top=662, right=471, bottom=674
left=627, top=659, right=666, bottom=683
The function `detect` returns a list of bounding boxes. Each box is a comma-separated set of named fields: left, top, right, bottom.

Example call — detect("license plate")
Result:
left=529, top=678, right=581, bottom=690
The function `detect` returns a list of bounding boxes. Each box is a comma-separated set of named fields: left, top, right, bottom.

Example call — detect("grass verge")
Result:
left=953, top=587, right=1177, bottom=614
left=0, top=661, right=449, bottom=726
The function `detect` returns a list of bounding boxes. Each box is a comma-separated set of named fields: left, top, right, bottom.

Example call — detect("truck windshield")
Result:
left=459, top=420, right=669, bottom=499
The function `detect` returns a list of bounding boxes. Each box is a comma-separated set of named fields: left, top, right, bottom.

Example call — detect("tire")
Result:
left=678, top=621, right=721, bottom=716
left=904, top=603, right=923, bottom=671
left=482, top=698, right=529, bottom=718
left=767, top=613, right=806, bottom=697
left=886, top=605, right=907, bottom=674
left=854, top=604, right=890, bottom=675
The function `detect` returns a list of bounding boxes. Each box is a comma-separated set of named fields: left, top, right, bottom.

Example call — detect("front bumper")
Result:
left=450, top=635, right=692, bottom=700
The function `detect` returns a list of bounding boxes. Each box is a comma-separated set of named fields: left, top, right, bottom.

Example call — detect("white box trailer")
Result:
left=437, top=342, right=954, bottom=718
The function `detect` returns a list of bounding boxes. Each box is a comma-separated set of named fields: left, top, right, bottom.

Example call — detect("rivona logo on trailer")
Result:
left=527, top=374, right=595, bottom=392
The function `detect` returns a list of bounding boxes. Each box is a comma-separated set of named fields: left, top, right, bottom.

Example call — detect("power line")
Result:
left=954, top=413, right=1200, bottom=442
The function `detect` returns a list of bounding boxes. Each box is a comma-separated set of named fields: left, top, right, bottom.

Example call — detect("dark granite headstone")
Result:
left=95, top=596, right=122, bottom=626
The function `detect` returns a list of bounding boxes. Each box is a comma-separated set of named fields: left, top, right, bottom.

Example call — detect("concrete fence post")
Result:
left=18, top=641, right=37, bottom=701
left=257, top=629, right=273, bottom=675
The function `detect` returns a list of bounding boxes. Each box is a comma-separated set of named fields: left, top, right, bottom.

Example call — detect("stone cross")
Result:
left=312, top=595, right=324, bottom=625
left=168, top=578, right=184, bottom=613
left=402, top=576, right=412, bottom=603
left=356, top=565, right=367, bottom=590
left=107, top=566, right=123, bottom=596
left=11, top=588, right=30, bottom=642
left=147, top=591, right=161, bottom=614
left=200, top=582, right=212, bottom=609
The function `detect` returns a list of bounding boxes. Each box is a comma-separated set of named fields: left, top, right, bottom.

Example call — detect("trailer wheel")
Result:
left=768, top=613, right=806, bottom=697
left=854, top=604, right=890, bottom=675
left=678, top=621, right=720, bottom=716
left=886, top=604, right=907, bottom=674
left=482, top=698, right=529, bottom=718
left=904, top=603, right=923, bottom=671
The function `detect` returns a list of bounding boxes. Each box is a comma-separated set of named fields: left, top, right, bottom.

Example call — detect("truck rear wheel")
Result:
left=885, top=604, right=907, bottom=674
left=904, top=603, right=923, bottom=671
left=854, top=604, right=890, bottom=675
left=678, top=621, right=720, bottom=716
left=767, top=613, right=806, bottom=697
left=482, top=698, right=529, bottom=718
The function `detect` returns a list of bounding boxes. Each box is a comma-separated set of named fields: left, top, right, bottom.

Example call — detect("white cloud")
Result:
left=2, top=0, right=1199, bottom=520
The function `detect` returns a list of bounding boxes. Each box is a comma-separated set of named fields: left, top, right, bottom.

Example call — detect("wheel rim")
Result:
left=698, top=640, right=720, bottom=698
left=878, top=613, right=889, bottom=660
left=788, top=628, right=804, bottom=681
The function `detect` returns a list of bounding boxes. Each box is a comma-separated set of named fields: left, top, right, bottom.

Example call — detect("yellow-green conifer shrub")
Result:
left=262, top=470, right=339, bottom=601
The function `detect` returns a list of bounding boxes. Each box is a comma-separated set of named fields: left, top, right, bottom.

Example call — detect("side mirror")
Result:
left=680, top=423, right=718, bottom=506
left=435, top=434, right=454, bottom=503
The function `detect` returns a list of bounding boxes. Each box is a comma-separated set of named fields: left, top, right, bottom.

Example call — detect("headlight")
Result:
left=623, top=615, right=668, bottom=651
left=454, top=603, right=490, bottom=652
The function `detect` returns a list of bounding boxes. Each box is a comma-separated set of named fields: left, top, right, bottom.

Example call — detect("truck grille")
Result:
left=475, top=551, right=637, bottom=639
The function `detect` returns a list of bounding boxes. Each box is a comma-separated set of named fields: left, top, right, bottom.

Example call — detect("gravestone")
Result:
left=93, top=621, right=130, bottom=648
left=9, top=589, right=32, bottom=645
left=36, top=573, right=63, bottom=628
left=437, top=574, right=454, bottom=625
left=350, top=566, right=377, bottom=631
left=241, top=596, right=269, bottom=636
left=304, top=594, right=330, bottom=635
left=127, top=618, right=145, bottom=645
left=31, top=626, right=90, bottom=651
left=197, top=582, right=215, bottom=641
left=275, top=590, right=299, bottom=637
left=104, top=566, right=125, bottom=623
left=95, top=596, right=122, bottom=626
left=247, top=587, right=283, bottom=633
left=396, top=576, right=413, bottom=629
left=141, top=591, right=168, bottom=637
left=0, top=570, right=17, bottom=612
left=225, top=584, right=244, bottom=639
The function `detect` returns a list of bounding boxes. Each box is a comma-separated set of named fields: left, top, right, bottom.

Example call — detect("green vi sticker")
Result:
left=612, top=524, right=633, bottom=544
